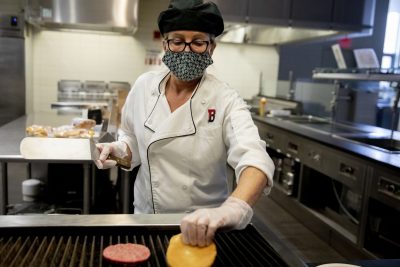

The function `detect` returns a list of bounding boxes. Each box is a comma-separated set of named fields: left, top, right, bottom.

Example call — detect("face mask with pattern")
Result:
left=162, top=50, right=213, bottom=81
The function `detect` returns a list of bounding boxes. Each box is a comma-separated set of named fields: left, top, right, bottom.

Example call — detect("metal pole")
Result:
left=83, top=163, right=90, bottom=214
left=0, top=162, right=8, bottom=215
left=91, top=164, right=96, bottom=206
left=121, top=171, right=131, bottom=214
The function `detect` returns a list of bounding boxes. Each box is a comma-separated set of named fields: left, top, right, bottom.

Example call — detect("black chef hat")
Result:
left=158, top=0, right=224, bottom=37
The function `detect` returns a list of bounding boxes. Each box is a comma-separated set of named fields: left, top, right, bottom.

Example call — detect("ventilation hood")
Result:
left=25, top=0, right=139, bottom=35
left=215, top=0, right=376, bottom=46
left=218, top=22, right=373, bottom=46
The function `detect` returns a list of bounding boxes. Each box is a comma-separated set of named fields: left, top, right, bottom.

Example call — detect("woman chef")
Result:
left=96, top=0, right=275, bottom=247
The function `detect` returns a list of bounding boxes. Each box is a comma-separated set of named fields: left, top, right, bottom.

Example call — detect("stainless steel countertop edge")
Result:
left=253, top=115, right=400, bottom=169
left=0, top=214, right=185, bottom=227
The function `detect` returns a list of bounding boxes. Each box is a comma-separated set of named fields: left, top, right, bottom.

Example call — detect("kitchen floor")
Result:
left=253, top=193, right=347, bottom=266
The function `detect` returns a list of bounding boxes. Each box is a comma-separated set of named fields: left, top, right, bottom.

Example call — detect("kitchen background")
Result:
left=1, top=0, right=398, bottom=127
left=1, top=0, right=398, bottom=204
left=2, top=0, right=279, bottom=115
left=1, top=0, right=400, bottom=264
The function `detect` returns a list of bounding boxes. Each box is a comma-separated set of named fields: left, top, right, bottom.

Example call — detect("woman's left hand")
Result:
left=180, top=196, right=253, bottom=247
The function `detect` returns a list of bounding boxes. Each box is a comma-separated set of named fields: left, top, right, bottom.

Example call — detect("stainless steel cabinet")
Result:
left=255, top=121, right=371, bottom=257
left=301, top=140, right=366, bottom=192
left=256, top=119, right=400, bottom=258
left=255, top=120, right=285, bottom=153
left=368, top=165, right=400, bottom=212
left=364, top=164, right=400, bottom=258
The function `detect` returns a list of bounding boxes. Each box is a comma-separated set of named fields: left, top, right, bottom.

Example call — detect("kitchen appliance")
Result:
left=21, top=179, right=43, bottom=202
left=268, top=148, right=300, bottom=196
left=0, top=220, right=294, bottom=267
left=25, top=0, right=139, bottom=35
left=51, top=80, right=130, bottom=116
left=0, top=14, right=25, bottom=126
left=279, top=157, right=300, bottom=196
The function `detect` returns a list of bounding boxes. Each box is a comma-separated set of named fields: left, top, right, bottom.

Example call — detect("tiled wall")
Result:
left=26, top=0, right=279, bottom=113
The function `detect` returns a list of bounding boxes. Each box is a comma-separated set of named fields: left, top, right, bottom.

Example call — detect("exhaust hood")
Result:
left=25, top=0, right=139, bottom=35
left=215, top=0, right=376, bottom=46
left=218, top=23, right=372, bottom=46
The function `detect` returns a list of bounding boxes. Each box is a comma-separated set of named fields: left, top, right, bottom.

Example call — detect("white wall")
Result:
left=27, top=0, right=279, bottom=112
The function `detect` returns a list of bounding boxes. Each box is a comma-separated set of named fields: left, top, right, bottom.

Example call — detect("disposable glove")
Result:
left=95, top=141, right=129, bottom=169
left=180, top=196, right=253, bottom=247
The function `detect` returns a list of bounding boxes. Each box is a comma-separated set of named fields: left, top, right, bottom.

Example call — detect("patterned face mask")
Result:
left=162, top=50, right=213, bottom=81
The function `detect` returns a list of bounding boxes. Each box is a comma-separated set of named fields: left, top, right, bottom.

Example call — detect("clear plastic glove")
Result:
left=180, top=196, right=253, bottom=247
left=95, top=141, right=128, bottom=169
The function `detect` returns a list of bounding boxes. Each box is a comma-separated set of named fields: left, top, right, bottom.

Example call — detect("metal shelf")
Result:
left=312, top=68, right=400, bottom=82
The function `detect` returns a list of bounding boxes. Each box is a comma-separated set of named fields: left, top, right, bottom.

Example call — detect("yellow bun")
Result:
left=166, top=234, right=217, bottom=267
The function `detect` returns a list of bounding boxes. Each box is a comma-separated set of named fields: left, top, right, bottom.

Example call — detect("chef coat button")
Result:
left=201, top=99, right=206, bottom=105
left=152, top=91, right=156, bottom=96
left=182, top=185, right=187, bottom=190
left=153, top=181, right=159, bottom=188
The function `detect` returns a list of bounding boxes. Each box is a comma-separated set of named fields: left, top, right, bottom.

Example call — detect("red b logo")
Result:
left=208, top=109, right=216, bottom=122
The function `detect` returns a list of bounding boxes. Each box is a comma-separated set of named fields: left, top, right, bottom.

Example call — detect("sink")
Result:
left=273, top=115, right=329, bottom=124
left=344, top=137, right=400, bottom=153
left=275, top=115, right=368, bottom=135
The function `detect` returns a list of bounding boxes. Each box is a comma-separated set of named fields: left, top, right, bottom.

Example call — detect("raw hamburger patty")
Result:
left=103, top=243, right=151, bottom=265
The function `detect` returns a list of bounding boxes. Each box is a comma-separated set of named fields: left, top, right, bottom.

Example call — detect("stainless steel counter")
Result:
left=0, top=214, right=185, bottom=227
left=0, top=112, right=77, bottom=161
left=0, top=111, right=125, bottom=215
left=253, top=115, right=400, bottom=169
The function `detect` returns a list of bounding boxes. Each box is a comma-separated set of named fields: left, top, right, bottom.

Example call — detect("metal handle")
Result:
left=108, top=155, right=131, bottom=169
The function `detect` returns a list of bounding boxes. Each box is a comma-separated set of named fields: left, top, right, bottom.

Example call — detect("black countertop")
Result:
left=252, top=115, right=400, bottom=170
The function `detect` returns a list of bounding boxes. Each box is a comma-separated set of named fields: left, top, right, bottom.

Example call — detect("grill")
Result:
left=0, top=224, right=290, bottom=267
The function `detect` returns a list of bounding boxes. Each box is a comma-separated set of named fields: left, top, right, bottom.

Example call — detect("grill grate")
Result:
left=0, top=225, right=290, bottom=267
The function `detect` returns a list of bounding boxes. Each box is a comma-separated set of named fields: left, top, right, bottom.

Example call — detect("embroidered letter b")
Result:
left=208, top=109, right=216, bottom=122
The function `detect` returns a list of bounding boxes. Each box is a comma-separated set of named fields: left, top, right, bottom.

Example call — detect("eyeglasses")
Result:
left=165, top=39, right=210, bottom=53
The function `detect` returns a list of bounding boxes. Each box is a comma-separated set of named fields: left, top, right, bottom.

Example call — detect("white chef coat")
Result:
left=119, top=69, right=274, bottom=214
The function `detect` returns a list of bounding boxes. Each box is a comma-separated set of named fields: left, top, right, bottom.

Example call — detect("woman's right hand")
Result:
left=95, top=141, right=129, bottom=169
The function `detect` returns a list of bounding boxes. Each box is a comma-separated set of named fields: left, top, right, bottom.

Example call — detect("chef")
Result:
left=96, top=0, right=275, bottom=247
